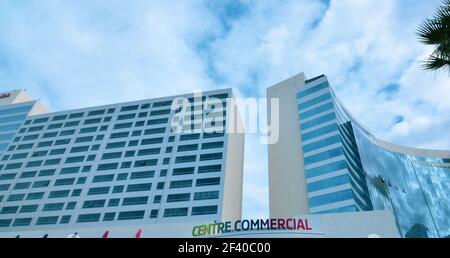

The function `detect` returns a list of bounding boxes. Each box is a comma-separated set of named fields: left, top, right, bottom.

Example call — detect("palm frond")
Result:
left=421, top=55, right=450, bottom=72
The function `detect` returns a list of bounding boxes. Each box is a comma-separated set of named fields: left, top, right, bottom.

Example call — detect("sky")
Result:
left=0, top=0, right=449, bottom=219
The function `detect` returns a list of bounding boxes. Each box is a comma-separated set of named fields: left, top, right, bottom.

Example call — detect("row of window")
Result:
left=0, top=191, right=220, bottom=216
left=0, top=205, right=219, bottom=227
left=0, top=174, right=222, bottom=198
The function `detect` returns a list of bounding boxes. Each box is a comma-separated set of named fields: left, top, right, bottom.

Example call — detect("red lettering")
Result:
left=305, top=219, right=312, bottom=230
left=277, top=219, right=286, bottom=230
left=297, top=219, right=305, bottom=230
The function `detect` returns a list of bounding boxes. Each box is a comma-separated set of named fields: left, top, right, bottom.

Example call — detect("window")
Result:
left=160, top=169, right=168, bottom=177
left=36, top=216, right=59, bottom=225
left=106, top=142, right=126, bottom=149
left=39, top=169, right=56, bottom=177
left=7, top=194, right=25, bottom=202
left=65, top=156, right=85, bottom=163
left=87, top=187, right=110, bottom=195
left=163, top=208, right=188, bottom=218
left=92, top=174, right=115, bottom=183
left=108, top=198, right=120, bottom=207
left=55, top=139, right=71, bottom=145
left=112, top=185, right=124, bottom=193
left=147, top=118, right=168, bottom=126
left=303, top=135, right=342, bottom=153
left=122, top=196, right=148, bottom=206
left=150, top=209, right=158, bottom=219
left=303, top=147, right=344, bottom=165
left=180, top=133, right=200, bottom=141
left=60, top=215, right=71, bottom=224
left=102, top=152, right=122, bottom=160
left=41, top=131, right=57, bottom=139
left=88, top=109, right=106, bottom=116
left=103, top=212, right=116, bottom=221
left=153, top=100, right=173, bottom=107
left=66, top=202, right=77, bottom=210
left=14, top=182, right=31, bottom=190
left=49, top=190, right=70, bottom=199
left=42, top=203, right=64, bottom=211
left=117, top=113, right=136, bottom=120
left=130, top=171, right=155, bottom=179
left=116, top=173, right=128, bottom=181
left=177, top=144, right=198, bottom=152
left=32, top=180, right=50, bottom=188
left=70, top=146, right=90, bottom=153
left=82, top=200, right=106, bottom=209
left=175, top=155, right=196, bottom=163
left=31, top=150, right=48, bottom=158
left=144, top=127, right=166, bottom=135
left=26, top=192, right=44, bottom=200
left=64, top=121, right=80, bottom=127
left=120, top=105, right=139, bottom=112
left=191, top=205, right=218, bottom=216
left=110, top=132, right=129, bottom=139
left=194, top=191, right=219, bottom=200
left=297, top=82, right=329, bottom=99
left=60, top=129, right=75, bottom=136
left=80, top=127, right=97, bottom=133
left=60, top=166, right=81, bottom=175
left=156, top=182, right=164, bottom=190
left=20, top=171, right=37, bottom=178
left=52, top=115, right=67, bottom=121
left=170, top=180, right=192, bottom=189
left=54, top=178, right=74, bottom=186
left=75, top=136, right=93, bottom=143
left=49, top=148, right=66, bottom=155
left=141, top=137, right=164, bottom=145
left=126, top=183, right=152, bottom=192
left=97, top=163, right=119, bottom=171
left=301, top=124, right=338, bottom=142
left=71, top=189, right=82, bottom=197
left=77, top=177, right=87, bottom=184
left=198, top=165, right=221, bottom=173
left=77, top=213, right=101, bottom=223
left=201, top=141, right=224, bottom=149
left=134, top=159, right=157, bottom=167
left=153, top=195, right=161, bottom=203
left=167, top=193, right=190, bottom=203
left=172, top=167, right=195, bottom=176
left=199, top=153, right=222, bottom=161
left=69, top=112, right=84, bottom=119
left=196, top=177, right=220, bottom=187
left=19, top=205, right=39, bottom=213
left=13, top=218, right=32, bottom=227
left=117, top=210, right=145, bottom=220
left=150, top=109, right=171, bottom=116
left=114, top=122, right=133, bottom=130
left=203, top=132, right=225, bottom=139
left=1, top=206, right=19, bottom=214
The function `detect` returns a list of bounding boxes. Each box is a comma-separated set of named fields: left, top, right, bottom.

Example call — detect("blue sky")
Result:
left=1, top=0, right=449, bottom=219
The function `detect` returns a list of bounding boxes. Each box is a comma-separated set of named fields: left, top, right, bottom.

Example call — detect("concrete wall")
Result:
left=221, top=94, right=245, bottom=222
left=267, top=73, right=310, bottom=218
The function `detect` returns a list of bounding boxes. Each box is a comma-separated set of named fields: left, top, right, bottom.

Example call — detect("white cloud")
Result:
left=0, top=0, right=449, bottom=220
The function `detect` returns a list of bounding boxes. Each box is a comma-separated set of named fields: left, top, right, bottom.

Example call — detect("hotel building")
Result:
left=0, top=88, right=244, bottom=237
left=267, top=73, right=450, bottom=238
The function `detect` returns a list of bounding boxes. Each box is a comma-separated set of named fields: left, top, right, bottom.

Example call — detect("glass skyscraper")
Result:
left=268, top=73, right=450, bottom=238
left=0, top=89, right=244, bottom=235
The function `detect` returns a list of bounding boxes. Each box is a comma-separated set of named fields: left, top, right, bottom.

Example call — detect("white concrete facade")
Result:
left=0, top=210, right=399, bottom=238
left=267, top=73, right=310, bottom=218
left=0, top=88, right=244, bottom=235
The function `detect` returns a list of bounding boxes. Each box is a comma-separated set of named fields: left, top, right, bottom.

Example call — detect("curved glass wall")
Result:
left=323, top=78, right=450, bottom=238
